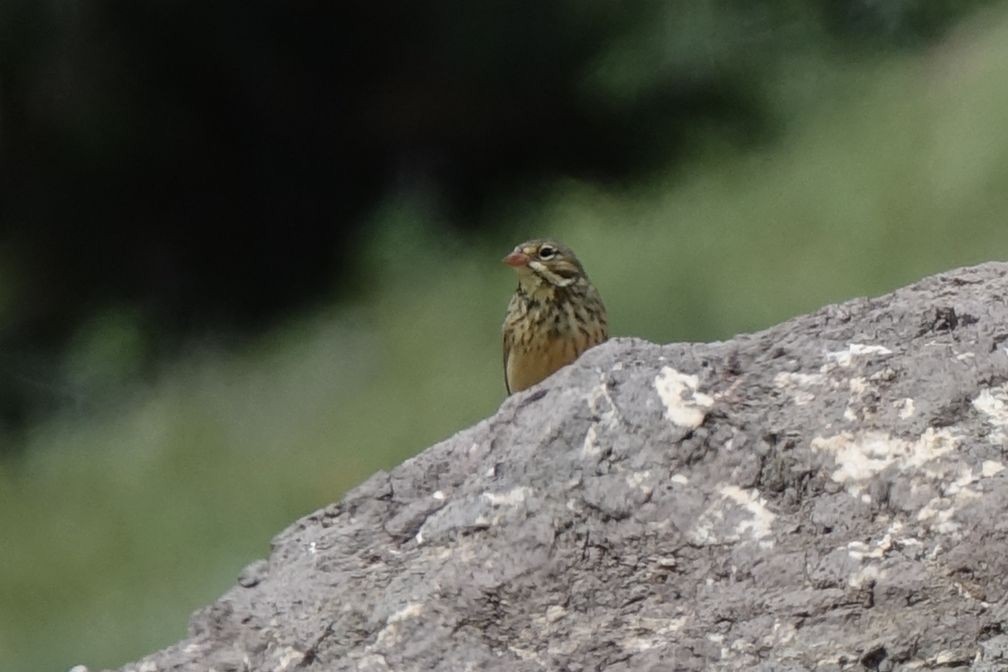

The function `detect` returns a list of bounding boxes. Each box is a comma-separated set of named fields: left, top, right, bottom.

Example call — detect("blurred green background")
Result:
left=4, top=1, right=1008, bottom=670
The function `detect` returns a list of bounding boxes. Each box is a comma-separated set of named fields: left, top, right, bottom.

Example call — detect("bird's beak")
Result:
left=503, top=248, right=530, bottom=268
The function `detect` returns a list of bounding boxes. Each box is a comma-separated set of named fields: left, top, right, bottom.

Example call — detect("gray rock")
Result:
left=117, top=262, right=1008, bottom=672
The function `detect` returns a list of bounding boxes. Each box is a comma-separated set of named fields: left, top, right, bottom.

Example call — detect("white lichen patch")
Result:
left=896, top=535, right=922, bottom=549
left=810, top=428, right=959, bottom=495
left=848, top=377, right=868, bottom=395
left=391, top=602, right=424, bottom=622
left=356, top=654, right=392, bottom=670
left=973, top=385, right=1008, bottom=443
left=618, top=616, right=686, bottom=653
left=770, top=619, right=798, bottom=646
left=896, top=398, right=915, bottom=419
left=812, top=431, right=889, bottom=481
left=654, top=367, right=714, bottom=428
left=690, top=515, right=717, bottom=546
left=482, top=486, right=532, bottom=507
left=581, top=425, right=602, bottom=458
left=842, top=376, right=872, bottom=421
left=273, top=646, right=307, bottom=671
left=545, top=605, right=567, bottom=622
left=973, top=387, right=1008, bottom=423
left=914, top=460, right=1003, bottom=534
left=689, top=485, right=777, bottom=547
left=946, top=464, right=983, bottom=496
left=369, top=602, right=426, bottom=650
left=773, top=372, right=825, bottom=406
left=982, top=460, right=1005, bottom=477
left=848, top=533, right=892, bottom=561
left=815, top=428, right=1002, bottom=538
left=626, top=470, right=653, bottom=491
left=917, top=498, right=959, bottom=534
left=774, top=372, right=825, bottom=387
left=720, top=486, right=776, bottom=542
left=825, top=343, right=893, bottom=368
left=582, top=378, right=621, bottom=457
left=848, top=563, right=881, bottom=589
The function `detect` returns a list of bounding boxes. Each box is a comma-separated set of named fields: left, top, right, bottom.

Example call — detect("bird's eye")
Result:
left=538, top=246, right=557, bottom=260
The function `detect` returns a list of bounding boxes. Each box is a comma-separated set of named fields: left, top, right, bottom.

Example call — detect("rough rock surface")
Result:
left=118, top=263, right=1008, bottom=672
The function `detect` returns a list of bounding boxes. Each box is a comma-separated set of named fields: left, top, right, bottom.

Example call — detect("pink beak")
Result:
left=503, top=249, right=530, bottom=268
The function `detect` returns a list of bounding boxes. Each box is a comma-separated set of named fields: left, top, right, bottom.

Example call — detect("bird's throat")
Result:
left=518, top=274, right=558, bottom=301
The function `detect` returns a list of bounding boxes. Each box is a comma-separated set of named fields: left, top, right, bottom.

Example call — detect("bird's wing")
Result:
left=503, top=329, right=512, bottom=395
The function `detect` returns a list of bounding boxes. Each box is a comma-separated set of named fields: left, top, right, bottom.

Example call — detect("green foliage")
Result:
left=6, top=6, right=1008, bottom=670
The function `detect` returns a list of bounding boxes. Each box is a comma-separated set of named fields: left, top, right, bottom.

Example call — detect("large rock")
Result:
left=118, top=263, right=1008, bottom=671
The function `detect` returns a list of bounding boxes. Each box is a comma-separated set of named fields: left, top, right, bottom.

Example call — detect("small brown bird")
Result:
left=501, top=239, right=608, bottom=394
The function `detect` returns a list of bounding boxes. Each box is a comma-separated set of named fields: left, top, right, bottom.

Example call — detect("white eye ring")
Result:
left=538, top=246, right=556, bottom=260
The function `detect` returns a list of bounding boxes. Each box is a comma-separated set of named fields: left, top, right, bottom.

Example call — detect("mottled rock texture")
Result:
left=119, top=263, right=1008, bottom=672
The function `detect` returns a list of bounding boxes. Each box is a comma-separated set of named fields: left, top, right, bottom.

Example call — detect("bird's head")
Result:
left=503, top=239, right=587, bottom=291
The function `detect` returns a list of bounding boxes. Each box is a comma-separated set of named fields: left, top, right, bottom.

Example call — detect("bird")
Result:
left=501, top=238, right=608, bottom=394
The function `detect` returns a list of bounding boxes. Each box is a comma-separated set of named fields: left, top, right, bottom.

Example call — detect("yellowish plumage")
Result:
left=501, top=239, right=608, bottom=394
